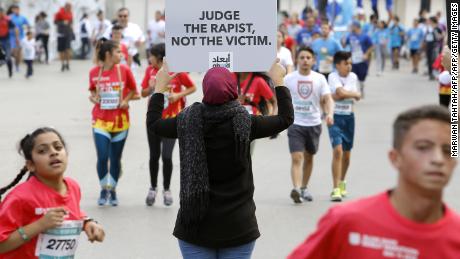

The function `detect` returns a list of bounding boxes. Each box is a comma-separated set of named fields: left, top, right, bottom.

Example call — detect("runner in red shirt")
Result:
left=288, top=105, right=460, bottom=259
left=235, top=72, right=275, bottom=116
left=88, top=40, right=138, bottom=206
left=0, top=127, right=104, bottom=259
left=54, top=2, right=73, bottom=72
left=141, top=43, right=196, bottom=206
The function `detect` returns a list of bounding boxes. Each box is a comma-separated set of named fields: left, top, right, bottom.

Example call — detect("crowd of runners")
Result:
left=0, top=1, right=458, bottom=258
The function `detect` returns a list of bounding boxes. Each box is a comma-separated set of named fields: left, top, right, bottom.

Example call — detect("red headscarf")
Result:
left=202, top=67, right=238, bottom=105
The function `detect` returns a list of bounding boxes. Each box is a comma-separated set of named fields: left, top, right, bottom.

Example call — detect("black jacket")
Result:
left=146, top=86, right=294, bottom=248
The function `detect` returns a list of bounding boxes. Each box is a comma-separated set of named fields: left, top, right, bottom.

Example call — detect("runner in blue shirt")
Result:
left=0, top=7, right=18, bottom=78
left=406, top=19, right=425, bottom=73
left=342, top=21, right=373, bottom=98
left=296, top=16, right=320, bottom=47
left=311, top=21, right=342, bottom=78
left=372, top=20, right=389, bottom=76
left=8, top=5, right=29, bottom=72
left=388, top=16, right=405, bottom=70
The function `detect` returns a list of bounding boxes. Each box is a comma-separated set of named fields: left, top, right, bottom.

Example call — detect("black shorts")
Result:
left=57, top=36, right=71, bottom=52
left=287, top=124, right=322, bottom=154
left=352, top=62, right=369, bottom=82
left=410, top=49, right=420, bottom=57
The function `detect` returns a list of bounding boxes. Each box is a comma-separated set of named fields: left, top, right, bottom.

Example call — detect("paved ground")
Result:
left=0, top=58, right=458, bottom=259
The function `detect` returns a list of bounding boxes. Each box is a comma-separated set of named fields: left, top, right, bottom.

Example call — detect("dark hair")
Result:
left=393, top=105, right=450, bottom=149
left=333, top=51, right=351, bottom=64
left=97, top=10, right=103, bottom=16
left=81, top=13, right=88, bottom=21
left=280, top=10, right=289, bottom=19
left=429, top=16, right=438, bottom=24
left=26, top=31, right=32, bottom=36
left=394, top=15, right=400, bottom=22
left=0, top=127, right=66, bottom=201
left=296, top=46, right=315, bottom=58
left=112, top=24, right=123, bottom=32
left=278, top=29, right=285, bottom=42
left=149, top=43, right=165, bottom=62
left=97, top=40, right=119, bottom=62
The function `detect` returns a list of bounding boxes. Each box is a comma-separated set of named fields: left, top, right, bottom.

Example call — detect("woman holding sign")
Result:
left=146, top=60, right=293, bottom=258
left=88, top=40, right=138, bottom=206
left=141, top=43, right=196, bottom=207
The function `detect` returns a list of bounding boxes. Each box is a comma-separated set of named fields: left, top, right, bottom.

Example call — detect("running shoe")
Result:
left=290, top=188, right=302, bottom=204
left=339, top=181, right=347, bottom=197
left=145, top=187, right=157, bottom=206
left=163, top=190, right=173, bottom=206
left=330, top=188, right=342, bottom=202
left=109, top=190, right=118, bottom=206
left=97, top=189, right=109, bottom=206
left=300, top=187, right=313, bottom=201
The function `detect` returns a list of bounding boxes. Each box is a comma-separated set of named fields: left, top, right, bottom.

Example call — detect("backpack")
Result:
left=0, top=17, right=10, bottom=37
left=237, top=72, right=275, bottom=115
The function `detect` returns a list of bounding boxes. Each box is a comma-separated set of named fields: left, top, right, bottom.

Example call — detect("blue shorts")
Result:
left=328, top=114, right=355, bottom=151
left=352, top=62, right=369, bottom=82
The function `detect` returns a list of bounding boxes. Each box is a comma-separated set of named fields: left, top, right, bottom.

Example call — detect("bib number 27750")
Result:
left=35, top=220, right=82, bottom=259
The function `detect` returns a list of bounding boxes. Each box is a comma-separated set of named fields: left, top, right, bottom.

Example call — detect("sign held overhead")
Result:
left=166, top=0, right=277, bottom=72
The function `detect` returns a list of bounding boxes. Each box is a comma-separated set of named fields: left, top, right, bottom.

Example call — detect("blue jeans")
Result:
left=0, top=38, right=13, bottom=76
left=178, top=240, right=255, bottom=259
left=93, top=128, right=128, bottom=189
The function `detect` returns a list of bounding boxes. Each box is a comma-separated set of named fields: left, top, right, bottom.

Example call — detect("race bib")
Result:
left=35, top=220, right=82, bottom=259
left=319, top=59, right=333, bottom=73
left=426, top=33, right=434, bottom=42
left=294, top=100, right=314, bottom=115
left=100, top=85, right=121, bottom=110
left=334, top=100, right=353, bottom=115
left=411, top=33, right=418, bottom=42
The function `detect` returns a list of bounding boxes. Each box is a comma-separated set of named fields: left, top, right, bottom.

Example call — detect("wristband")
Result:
left=17, top=227, right=29, bottom=241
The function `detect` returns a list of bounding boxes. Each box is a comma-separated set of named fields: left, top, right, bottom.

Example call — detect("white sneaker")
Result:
left=163, top=190, right=173, bottom=206
left=145, top=187, right=156, bottom=206
left=300, top=188, right=313, bottom=201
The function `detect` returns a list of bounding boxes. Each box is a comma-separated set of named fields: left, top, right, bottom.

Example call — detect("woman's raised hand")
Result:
left=154, top=60, right=176, bottom=94
left=268, top=58, right=286, bottom=87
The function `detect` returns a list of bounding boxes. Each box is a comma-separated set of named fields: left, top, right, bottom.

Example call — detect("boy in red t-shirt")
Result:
left=288, top=105, right=460, bottom=259
left=141, top=43, right=196, bottom=207
left=54, top=2, right=73, bottom=71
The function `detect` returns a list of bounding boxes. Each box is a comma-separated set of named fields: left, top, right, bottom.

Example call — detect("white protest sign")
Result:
left=165, top=0, right=277, bottom=72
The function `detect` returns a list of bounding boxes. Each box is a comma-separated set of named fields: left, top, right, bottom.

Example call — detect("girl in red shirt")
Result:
left=88, top=40, right=138, bottom=206
left=141, top=43, right=196, bottom=206
left=0, top=127, right=104, bottom=259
